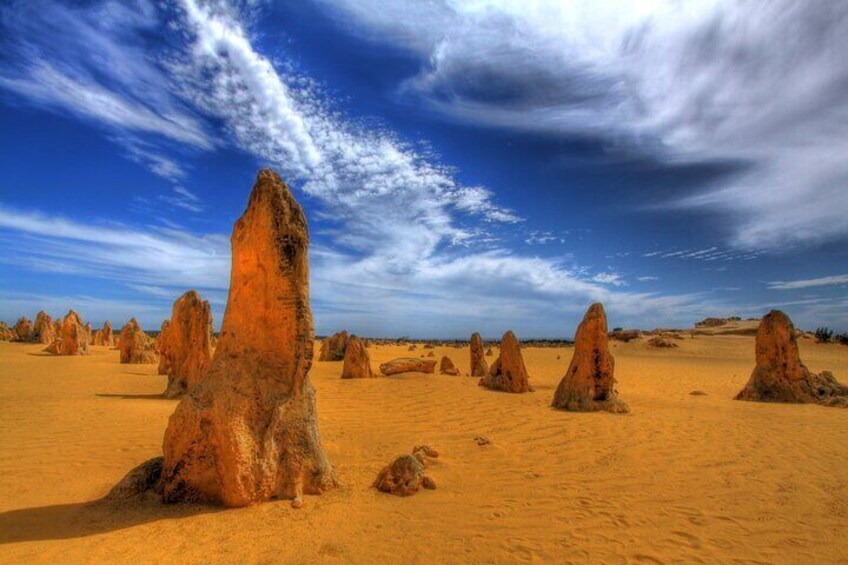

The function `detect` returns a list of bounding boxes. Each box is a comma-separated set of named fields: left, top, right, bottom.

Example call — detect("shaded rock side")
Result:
left=735, top=310, right=848, bottom=407
left=159, top=169, right=336, bottom=507
left=552, top=303, right=629, bottom=413
left=478, top=331, right=532, bottom=393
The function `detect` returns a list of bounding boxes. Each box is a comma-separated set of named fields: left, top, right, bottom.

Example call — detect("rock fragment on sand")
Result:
left=647, top=336, right=678, bottom=348
left=470, top=332, right=488, bottom=377
left=474, top=435, right=491, bottom=446
left=552, top=303, right=629, bottom=414
left=155, top=169, right=336, bottom=507
left=735, top=310, right=848, bottom=407
left=319, top=330, right=349, bottom=361
left=161, top=290, right=214, bottom=398
left=478, top=331, right=532, bottom=393
left=373, top=446, right=438, bottom=496
left=380, top=357, right=437, bottom=375
left=439, top=356, right=459, bottom=376
left=118, top=318, right=157, bottom=364
left=341, top=335, right=375, bottom=379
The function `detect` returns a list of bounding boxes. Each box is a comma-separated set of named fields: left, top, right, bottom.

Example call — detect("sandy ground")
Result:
left=1, top=336, right=847, bottom=564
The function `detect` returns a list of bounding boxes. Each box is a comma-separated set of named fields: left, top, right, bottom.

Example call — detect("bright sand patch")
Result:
left=0, top=336, right=846, bottom=563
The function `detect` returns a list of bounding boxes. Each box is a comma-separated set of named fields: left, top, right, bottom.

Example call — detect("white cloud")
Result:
left=767, top=274, right=848, bottom=291
left=637, top=276, right=660, bottom=282
left=592, top=272, right=626, bottom=287
left=317, top=0, right=848, bottom=250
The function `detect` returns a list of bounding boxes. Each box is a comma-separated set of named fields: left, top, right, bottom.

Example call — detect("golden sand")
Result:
left=0, top=336, right=846, bottom=563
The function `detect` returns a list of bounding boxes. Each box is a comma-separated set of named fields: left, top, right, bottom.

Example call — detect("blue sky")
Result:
left=1, top=0, right=846, bottom=337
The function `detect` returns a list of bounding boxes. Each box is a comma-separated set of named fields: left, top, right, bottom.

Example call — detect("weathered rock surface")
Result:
left=647, top=336, right=678, bottom=348
left=470, top=332, right=488, bottom=377
left=92, top=321, right=115, bottom=346
left=609, top=329, right=640, bottom=342
left=379, top=357, right=437, bottom=376
left=341, top=335, right=375, bottom=379
left=155, top=169, right=336, bottom=507
left=12, top=317, right=33, bottom=342
left=373, top=446, right=438, bottom=496
left=32, top=311, right=55, bottom=344
left=439, top=356, right=459, bottom=376
left=478, top=331, right=532, bottom=393
left=319, top=331, right=349, bottom=361
left=735, top=310, right=848, bottom=407
left=161, top=291, right=214, bottom=398
left=552, top=303, right=629, bottom=413
left=156, top=320, right=171, bottom=375
left=118, top=318, right=157, bottom=364
left=45, top=310, right=89, bottom=356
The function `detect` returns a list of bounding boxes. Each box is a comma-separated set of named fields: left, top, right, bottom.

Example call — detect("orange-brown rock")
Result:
left=379, top=357, right=437, bottom=375
left=155, top=169, right=335, bottom=507
left=92, top=321, right=114, bottom=346
left=161, top=291, right=214, bottom=398
left=156, top=320, right=171, bottom=375
left=83, top=322, right=92, bottom=344
left=478, top=331, right=532, bottom=393
left=46, top=310, right=89, bottom=356
left=0, top=322, right=13, bottom=341
left=735, top=310, right=848, bottom=407
left=485, top=347, right=493, bottom=356
left=552, top=303, right=629, bottom=413
left=439, top=356, right=459, bottom=376
left=647, top=336, right=678, bottom=348
left=11, top=317, right=33, bottom=342
left=609, top=329, right=640, bottom=342
left=373, top=446, right=438, bottom=496
left=32, top=311, right=55, bottom=344
left=341, top=335, right=374, bottom=379
left=318, top=330, right=349, bottom=361
left=118, top=318, right=157, bottom=364
left=470, top=332, right=488, bottom=377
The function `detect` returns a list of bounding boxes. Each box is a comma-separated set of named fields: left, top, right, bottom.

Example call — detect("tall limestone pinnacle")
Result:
left=109, top=169, right=336, bottom=507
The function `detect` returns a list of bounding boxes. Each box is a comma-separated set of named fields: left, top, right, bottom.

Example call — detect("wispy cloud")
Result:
left=767, top=274, right=848, bottom=291
left=317, top=0, right=848, bottom=250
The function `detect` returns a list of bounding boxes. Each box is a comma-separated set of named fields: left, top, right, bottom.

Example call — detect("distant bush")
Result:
left=836, top=333, right=848, bottom=346
left=814, top=327, right=833, bottom=343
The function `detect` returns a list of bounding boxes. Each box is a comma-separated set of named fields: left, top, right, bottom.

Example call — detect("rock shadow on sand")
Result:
left=96, top=393, right=172, bottom=400
left=0, top=497, right=219, bottom=544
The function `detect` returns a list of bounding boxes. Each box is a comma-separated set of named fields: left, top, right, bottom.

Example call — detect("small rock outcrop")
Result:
left=647, top=336, right=678, bottom=348
left=439, top=356, right=459, bottom=376
left=0, top=322, right=13, bottom=341
left=161, top=291, right=214, bottom=398
left=478, top=331, right=532, bottom=393
left=46, top=310, right=89, bottom=356
left=341, top=335, right=375, bottom=379
left=32, top=311, right=56, bottom=344
left=485, top=347, right=493, bottom=356
left=118, top=318, right=157, bottom=364
left=319, top=330, right=349, bottom=361
left=373, top=446, right=438, bottom=496
left=92, top=321, right=115, bottom=346
left=735, top=310, right=848, bottom=407
left=155, top=169, right=336, bottom=507
left=12, top=317, right=33, bottom=342
left=552, top=303, right=629, bottom=413
left=470, top=332, right=488, bottom=377
left=609, top=329, right=641, bottom=342
left=380, top=357, right=437, bottom=376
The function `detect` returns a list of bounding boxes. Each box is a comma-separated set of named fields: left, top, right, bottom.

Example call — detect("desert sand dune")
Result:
left=1, top=335, right=846, bottom=563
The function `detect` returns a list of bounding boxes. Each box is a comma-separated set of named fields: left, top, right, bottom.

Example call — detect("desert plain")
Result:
left=1, top=333, right=846, bottom=564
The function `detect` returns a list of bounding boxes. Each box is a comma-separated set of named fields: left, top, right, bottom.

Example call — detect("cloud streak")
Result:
left=316, top=0, right=848, bottom=250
